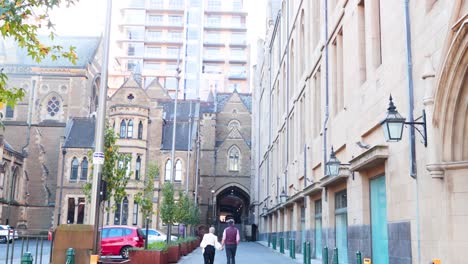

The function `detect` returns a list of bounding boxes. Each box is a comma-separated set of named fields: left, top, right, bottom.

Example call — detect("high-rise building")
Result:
left=110, top=0, right=250, bottom=100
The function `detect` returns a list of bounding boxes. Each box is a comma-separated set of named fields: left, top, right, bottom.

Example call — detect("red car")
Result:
left=101, top=226, right=145, bottom=259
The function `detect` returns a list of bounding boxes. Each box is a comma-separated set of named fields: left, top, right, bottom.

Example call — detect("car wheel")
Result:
left=0, top=236, right=6, bottom=244
left=120, top=246, right=131, bottom=259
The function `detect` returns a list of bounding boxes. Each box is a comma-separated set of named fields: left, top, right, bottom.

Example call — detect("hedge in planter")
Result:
left=129, top=242, right=168, bottom=264
left=166, top=242, right=180, bottom=263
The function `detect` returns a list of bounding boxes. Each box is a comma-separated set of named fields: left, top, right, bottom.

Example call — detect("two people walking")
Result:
left=200, top=219, right=240, bottom=264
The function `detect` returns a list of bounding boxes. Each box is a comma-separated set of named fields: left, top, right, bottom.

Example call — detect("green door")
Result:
left=370, top=176, right=389, bottom=264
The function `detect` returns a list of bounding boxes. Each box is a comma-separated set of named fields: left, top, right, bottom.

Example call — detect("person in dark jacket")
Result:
left=221, top=219, right=240, bottom=264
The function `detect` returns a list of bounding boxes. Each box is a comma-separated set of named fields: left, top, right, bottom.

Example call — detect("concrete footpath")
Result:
left=178, top=242, right=299, bottom=264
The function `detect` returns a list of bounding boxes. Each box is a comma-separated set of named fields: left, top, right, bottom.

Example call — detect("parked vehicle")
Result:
left=0, top=225, right=19, bottom=243
left=100, top=226, right=145, bottom=259
left=146, top=228, right=177, bottom=242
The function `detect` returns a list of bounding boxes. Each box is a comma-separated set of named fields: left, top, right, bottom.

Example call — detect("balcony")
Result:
left=229, top=56, right=247, bottom=63
left=148, top=2, right=184, bottom=13
left=229, top=39, right=247, bottom=47
left=145, top=38, right=183, bottom=45
left=205, top=8, right=247, bottom=16
left=144, top=54, right=179, bottom=61
left=203, top=54, right=225, bottom=63
left=228, top=72, right=247, bottom=80
left=203, top=38, right=225, bottom=47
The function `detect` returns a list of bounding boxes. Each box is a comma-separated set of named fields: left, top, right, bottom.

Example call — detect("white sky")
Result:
left=49, top=0, right=266, bottom=63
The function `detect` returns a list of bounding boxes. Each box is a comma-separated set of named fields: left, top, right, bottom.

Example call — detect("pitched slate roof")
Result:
left=198, top=91, right=252, bottom=114
left=5, top=36, right=100, bottom=68
left=63, top=117, right=96, bottom=148
left=160, top=122, right=192, bottom=151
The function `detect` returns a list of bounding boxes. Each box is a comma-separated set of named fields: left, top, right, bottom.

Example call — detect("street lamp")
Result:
left=380, top=95, right=427, bottom=146
left=262, top=204, right=268, bottom=215
left=279, top=189, right=288, bottom=204
left=325, top=146, right=341, bottom=177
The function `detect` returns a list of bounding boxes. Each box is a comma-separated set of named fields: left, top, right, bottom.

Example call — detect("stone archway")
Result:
left=433, top=20, right=468, bottom=163
left=215, top=185, right=250, bottom=225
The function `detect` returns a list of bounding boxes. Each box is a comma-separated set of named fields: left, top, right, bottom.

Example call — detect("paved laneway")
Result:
left=178, top=242, right=298, bottom=264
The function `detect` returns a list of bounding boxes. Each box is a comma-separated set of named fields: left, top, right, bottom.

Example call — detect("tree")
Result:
left=187, top=198, right=200, bottom=233
left=83, top=124, right=131, bottom=211
left=0, top=1, right=78, bottom=107
left=160, top=182, right=178, bottom=243
left=175, top=191, right=190, bottom=238
left=134, top=162, right=159, bottom=220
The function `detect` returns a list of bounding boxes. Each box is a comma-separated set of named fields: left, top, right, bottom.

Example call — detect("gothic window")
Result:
left=228, top=146, right=240, bottom=171
left=71, top=158, right=79, bottom=180
left=135, top=156, right=141, bottom=180
left=114, top=202, right=121, bottom=225
left=77, top=198, right=85, bottom=224
left=67, top=198, right=75, bottom=224
left=133, top=202, right=139, bottom=225
left=122, top=197, right=129, bottom=225
left=127, top=120, right=134, bottom=138
left=90, top=76, right=100, bottom=113
left=138, top=121, right=143, bottom=139
left=80, top=158, right=88, bottom=180
left=47, top=96, right=61, bottom=117
left=5, top=105, right=14, bottom=118
left=175, top=159, right=182, bottom=181
left=120, top=120, right=127, bottom=138
left=165, top=159, right=172, bottom=181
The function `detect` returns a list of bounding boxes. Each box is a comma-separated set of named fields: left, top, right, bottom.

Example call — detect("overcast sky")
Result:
left=49, top=0, right=266, bottom=62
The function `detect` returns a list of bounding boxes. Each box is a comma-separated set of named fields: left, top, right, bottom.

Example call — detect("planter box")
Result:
left=167, top=245, right=180, bottom=263
left=180, top=242, right=188, bottom=256
left=129, top=250, right=167, bottom=264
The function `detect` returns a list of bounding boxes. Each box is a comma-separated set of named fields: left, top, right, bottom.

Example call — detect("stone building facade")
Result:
left=253, top=1, right=467, bottom=264
left=55, top=71, right=252, bottom=232
left=0, top=36, right=102, bottom=231
left=0, top=136, right=25, bottom=228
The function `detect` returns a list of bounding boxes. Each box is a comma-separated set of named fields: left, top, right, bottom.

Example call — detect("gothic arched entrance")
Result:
left=212, top=185, right=250, bottom=239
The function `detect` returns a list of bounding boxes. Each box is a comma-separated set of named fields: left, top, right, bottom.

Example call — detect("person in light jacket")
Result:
left=200, top=226, right=222, bottom=264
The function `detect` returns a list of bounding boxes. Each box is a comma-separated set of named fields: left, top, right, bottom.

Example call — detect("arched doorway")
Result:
left=213, top=186, right=250, bottom=239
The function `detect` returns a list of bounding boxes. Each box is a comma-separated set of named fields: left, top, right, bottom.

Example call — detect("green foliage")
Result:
left=0, top=1, right=78, bottom=107
left=147, top=241, right=168, bottom=252
left=82, top=124, right=131, bottom=209
left=135, top=162, right=159, bottom=219
left=175, top=191, right=190, bottom=225
left=187, top=198, right=200, bottom=226
left=160, top=182, right=177, bottom=225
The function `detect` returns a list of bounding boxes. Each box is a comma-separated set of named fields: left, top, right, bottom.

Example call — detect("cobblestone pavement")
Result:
left=178, top=242, right=299, bottom=264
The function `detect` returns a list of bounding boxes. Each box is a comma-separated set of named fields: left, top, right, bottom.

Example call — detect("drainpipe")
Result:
left=285, top=0, right=290, bottom=195
left=194, top=114, right=201, bottom=205
left=403, top=1, right=421, bottom=264
left=323, top=0, right=330, bottom=250
left=57, top=147, right=66, bottom=226
left=21, top=79, right=36, bottom=155
left=185, top=101, right=192, bottom=193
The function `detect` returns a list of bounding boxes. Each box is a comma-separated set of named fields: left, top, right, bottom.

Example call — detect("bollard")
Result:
left=280, top=237, right=285, bottom=254
left=322, top=246, right=328, bottom=264
left=306, top=242, right=311, bottom=264
left=356, top=251, right=362, bottom=264
left=268, top=234, right=271, bottom=247
left=66, top=248, right=75, bottom=264
left=272, top=235, right=277, bottom=250
left=291, top=239, right=295, bottom=259
left=303, top=242, right=307, bottom=264
left=332, top=248, right=339, bottom=264
left=21, top=252, right=33, bottom=264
